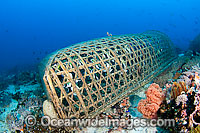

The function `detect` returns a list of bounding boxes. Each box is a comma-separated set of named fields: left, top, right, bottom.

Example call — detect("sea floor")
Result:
left=0, top=71, right=46, bottom=132
left=0, top=52, right=200, bottom=132
left=0, top=80, right=157, bottom=132
left=0, top=70, right=160, bottom=132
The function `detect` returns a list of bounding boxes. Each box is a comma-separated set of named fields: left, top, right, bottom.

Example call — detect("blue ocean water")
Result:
left=0, top=0, right=199, bottom=72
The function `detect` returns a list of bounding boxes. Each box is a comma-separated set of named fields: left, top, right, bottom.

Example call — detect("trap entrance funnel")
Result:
left=40, top=30, right=176, bottom=120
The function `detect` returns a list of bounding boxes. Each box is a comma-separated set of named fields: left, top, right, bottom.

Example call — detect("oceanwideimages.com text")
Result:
left=25, top=115, right=175, bottom=129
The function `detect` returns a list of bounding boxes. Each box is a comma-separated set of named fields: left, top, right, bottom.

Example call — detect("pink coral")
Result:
left=146, top=103, right=160, bottom=113
left=147, top=94, right=162, bottom=105
left=137, top=83, right=164, bottom=119
left=146, top=83, right=164, bottom=105
left=137, top=99, right=148, bottom=113
left=137, top=102, right=159, bottom=119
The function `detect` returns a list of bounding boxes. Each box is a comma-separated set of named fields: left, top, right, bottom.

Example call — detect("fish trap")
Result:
left=41, top=30, right=176, bottom=119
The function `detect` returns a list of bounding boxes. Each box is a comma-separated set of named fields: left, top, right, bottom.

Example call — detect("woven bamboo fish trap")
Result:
left=41, top=30, right=176, bottom=120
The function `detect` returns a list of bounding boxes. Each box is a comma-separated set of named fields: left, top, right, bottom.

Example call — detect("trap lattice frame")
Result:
left=43, top=31, right=176, bottom=119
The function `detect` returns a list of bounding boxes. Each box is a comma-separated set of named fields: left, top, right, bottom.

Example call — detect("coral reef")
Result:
left=157, top=62, right=200, bottom=132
